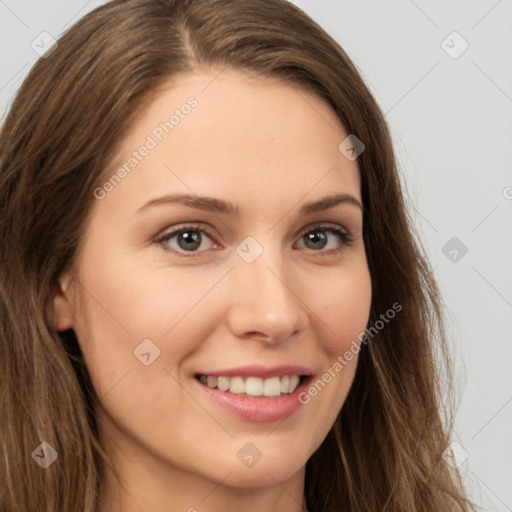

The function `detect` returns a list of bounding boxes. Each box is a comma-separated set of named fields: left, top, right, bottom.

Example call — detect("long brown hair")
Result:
left=0, top=0, right=475, bottom=511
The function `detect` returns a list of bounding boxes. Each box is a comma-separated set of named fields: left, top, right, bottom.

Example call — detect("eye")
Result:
left=156, top=222, right=354, bottom=258
left=156, top=224, right=217, bottom=257
left=295, top=223, right=354, bottom=256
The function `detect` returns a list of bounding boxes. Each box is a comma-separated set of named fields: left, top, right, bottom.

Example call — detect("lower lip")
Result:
left=194, top=376, right=312, bottom=422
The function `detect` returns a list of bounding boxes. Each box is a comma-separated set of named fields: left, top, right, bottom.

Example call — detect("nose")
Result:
left=226, top=244, right=309, bottom=344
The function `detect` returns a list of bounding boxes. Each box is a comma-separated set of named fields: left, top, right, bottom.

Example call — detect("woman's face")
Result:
left=54, top=68, right=371, bottom=496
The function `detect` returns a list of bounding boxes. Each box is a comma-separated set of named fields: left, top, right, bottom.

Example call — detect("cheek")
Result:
left=310, top=264, right=372, bottom=356
left=298, top=264, right=371, bottom=421
left=71, top=262, right=230, bottom=393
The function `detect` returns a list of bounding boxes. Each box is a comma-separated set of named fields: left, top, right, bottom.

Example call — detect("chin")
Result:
left=209, top=446, right=309, bottom=488
left=224, top=463, right=305, bottom=488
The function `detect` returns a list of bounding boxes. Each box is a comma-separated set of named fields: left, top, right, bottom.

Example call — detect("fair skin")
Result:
left=53, top=68, right=372, bottom=512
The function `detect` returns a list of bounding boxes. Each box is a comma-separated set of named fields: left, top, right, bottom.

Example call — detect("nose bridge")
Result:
left=227, top=235, right=308, bottom=341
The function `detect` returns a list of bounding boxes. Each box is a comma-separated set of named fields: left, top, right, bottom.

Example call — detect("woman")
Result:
left=0, top=0, right=476, bottom=511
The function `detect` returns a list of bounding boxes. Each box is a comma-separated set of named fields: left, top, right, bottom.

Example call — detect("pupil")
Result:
left=179, top=231, right=201, bottom=250
left=307, top=231, right=327, bottom=250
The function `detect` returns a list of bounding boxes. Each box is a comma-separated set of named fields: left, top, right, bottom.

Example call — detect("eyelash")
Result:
left=155, top=222, right=354, bottom=258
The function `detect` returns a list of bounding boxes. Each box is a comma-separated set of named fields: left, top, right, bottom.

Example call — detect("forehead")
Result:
left=99, top=67, right=361, bottom=218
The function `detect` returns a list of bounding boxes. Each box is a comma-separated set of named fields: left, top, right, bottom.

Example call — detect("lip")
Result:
left=195, top=364, right=313, bottom=379
left=193, top=366, right=314, bottom=423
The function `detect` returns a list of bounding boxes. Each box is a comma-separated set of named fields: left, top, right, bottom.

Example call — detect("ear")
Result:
left=50, top=272, right=75, bottom=331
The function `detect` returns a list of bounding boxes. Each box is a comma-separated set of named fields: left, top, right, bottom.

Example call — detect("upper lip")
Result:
left=195, top=364, right=313, bottom=379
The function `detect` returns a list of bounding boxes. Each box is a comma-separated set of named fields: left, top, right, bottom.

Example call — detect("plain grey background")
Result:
left=1, top=1, right=511, bottom=510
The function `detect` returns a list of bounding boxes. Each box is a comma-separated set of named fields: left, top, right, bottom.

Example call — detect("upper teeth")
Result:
left=199, top=375, right=301, bottom=397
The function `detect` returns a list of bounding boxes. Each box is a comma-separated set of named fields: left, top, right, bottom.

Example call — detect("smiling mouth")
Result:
left=194, top=374, right=307, bottom=398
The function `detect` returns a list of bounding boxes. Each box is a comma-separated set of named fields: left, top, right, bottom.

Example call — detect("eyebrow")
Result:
left=136, top=192, right=363, bottom=216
